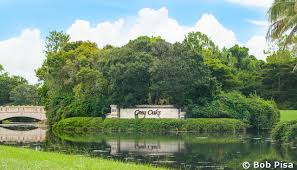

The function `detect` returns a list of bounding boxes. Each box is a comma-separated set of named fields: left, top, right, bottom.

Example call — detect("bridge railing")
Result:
left=0, top=106, right=45, bottom=114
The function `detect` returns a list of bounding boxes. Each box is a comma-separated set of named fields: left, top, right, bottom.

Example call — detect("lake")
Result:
left=0, top=124, right=296, bottom=170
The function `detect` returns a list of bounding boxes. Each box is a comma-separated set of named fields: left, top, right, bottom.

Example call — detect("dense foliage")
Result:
left=271, top=120, right=297, bottom=143
left=187, top=91, right=280, bottom=129
left=34, top=30, right=297, bottom=127
left=53, top=117, right=248, bottom=133
left=38, top=32, right=219, bottom=125
left=0, top=65, right=39, bottom=106
left=52, top=117, right=103, bottom=132
left=259, top=60, right=297, bottom=109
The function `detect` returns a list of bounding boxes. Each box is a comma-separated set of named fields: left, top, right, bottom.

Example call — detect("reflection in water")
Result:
left=108, top=139, right=184, bottom=155
left=0, top=127, right=296, bottom=170
left=0, top=126, right=46, bottom=143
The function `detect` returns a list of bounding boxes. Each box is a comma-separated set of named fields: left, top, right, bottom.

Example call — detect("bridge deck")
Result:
left=0, top=106, right=47, bottom=121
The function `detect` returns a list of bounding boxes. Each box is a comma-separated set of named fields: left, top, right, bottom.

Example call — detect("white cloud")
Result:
left=126, top=8, right=189, bottom=43
left=0, top=29, right=44, bottom=83
left=68, top=7, right=268, bottom=60
left=245, top=35, right=268, bottom=60
left=193, top=14, right=237, bottom=48
left=67, top=19, right=126, bottom=47
left=247, top=20, right=269, bottom=27
left=226, top=0, right=273, bottom=8
left=0, top=7, right=269, bottom=83
left=67, top=7, right=236, bottom=49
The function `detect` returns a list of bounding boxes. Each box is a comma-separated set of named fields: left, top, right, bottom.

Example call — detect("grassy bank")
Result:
left=53, top=117, right=248, bottom=133
left=0, top=145, right=166, bottom=170
left=280, top=110, right=297, bottom=122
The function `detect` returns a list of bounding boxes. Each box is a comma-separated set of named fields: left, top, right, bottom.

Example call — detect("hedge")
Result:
left=53, top=117, right=103, bottom=133
left=188, top=91, right=280, bottom=129
left=271, top=120, right=297, bottom=143
left=54, top=117, right=248, bottom=133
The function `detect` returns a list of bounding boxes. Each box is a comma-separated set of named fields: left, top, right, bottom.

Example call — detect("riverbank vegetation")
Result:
left=53, top=117, right=248, bottom=133
left=0, top=145, right=165, bottom=170
left=272, top=120, right=297, bottom=144
left=187, top=91, right=280, bottom=129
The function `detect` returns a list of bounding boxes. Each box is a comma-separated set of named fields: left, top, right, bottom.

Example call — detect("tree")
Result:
left=37, top=39, right=110, bottom=125
left=267, top=0, right=297, bottom=71
left=259, top=60, right=297, bottom=109
left=204, top=58, right=240, bottom=91
left=228, top=45, right=249, bottom=69
left=0, top=66, right=27, bottom=105
left=108, top=48, right=153, bottom=107
left=9, top=84, right=39, bottom=105
left=45, top=31, right=70, bottom=54
left=184, top=32, right=219, bottom=57
left=150, top=43, right=219, bottom=106
left=71, top=67, right=109, bottom=117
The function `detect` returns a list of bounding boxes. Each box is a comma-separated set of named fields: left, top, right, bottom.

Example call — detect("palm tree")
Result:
left=267, top=0, right=297, bottom=72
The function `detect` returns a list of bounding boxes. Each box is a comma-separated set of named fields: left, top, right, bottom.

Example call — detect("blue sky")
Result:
left=0, top=0, right=272, bottom=83
left=0, top=0, right=267, bottom=41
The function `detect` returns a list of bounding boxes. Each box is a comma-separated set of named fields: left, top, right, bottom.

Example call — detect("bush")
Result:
left=271, top=120, right=297, bottom=143
left=53, top=117, right=103, bottom=133
left=54, top=117, right=248, bottom=133
left=188, top=91, right=280, bottom=129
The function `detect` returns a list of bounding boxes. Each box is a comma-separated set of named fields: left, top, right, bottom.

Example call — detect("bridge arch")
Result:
left=0, top=106, right=46, bottom=122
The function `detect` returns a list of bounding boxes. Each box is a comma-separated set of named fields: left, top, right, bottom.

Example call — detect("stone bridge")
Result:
left=0, top=106, right=47, bottom=122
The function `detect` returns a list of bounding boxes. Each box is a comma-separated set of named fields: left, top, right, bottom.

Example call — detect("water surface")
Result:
left=0, top=125, right=296, bottom=170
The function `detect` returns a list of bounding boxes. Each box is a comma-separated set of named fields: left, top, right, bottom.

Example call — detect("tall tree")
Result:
left=184, top=32, right=219, bottom=58
left=45, top=31, right=70, bottom=54
left=267, top=0, right=297, bottom=71
left=37, top=40, right=110, bottom=125
left=108, top=48, right=153, bottom=107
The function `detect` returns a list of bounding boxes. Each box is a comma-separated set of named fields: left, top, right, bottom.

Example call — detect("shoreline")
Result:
left=53, top=117, right=248, bottom=134
left=0, top=145, right=166, bottom=170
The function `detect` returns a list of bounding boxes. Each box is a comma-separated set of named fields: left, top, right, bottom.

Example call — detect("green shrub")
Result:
left=102, top=118, right=184, bottom=132
left=271, top=120, right=297, bottom=143
left=53, top=117, right=103, bottom=133
left=2, top=120, right=11, bottom=124
left=188, top=91, right=280, bottom=129
left=54, top=117, right=248, bottom=133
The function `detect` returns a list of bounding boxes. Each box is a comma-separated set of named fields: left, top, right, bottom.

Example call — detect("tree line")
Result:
left=31, top=31, right=294, bottom=125
left=0, top=65, right=39, bottom=106
left=1, top=29, right=296, bottom=125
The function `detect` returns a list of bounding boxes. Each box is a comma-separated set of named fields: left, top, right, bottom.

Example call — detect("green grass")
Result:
left=0, top=145, right=166, bottom=170
left=280, top=110, right=297, bottom=122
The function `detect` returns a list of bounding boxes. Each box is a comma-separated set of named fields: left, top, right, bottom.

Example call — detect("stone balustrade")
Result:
left=0, top=106, right=46, bottom=121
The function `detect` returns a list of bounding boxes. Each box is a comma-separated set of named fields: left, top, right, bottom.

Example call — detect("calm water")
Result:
left=0, top=125, right=296, bottom=170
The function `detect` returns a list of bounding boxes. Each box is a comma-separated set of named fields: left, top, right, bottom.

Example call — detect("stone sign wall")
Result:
left=106, top=105, right=185, bottom=119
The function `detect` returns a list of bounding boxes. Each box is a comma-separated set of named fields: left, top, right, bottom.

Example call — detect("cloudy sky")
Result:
left=0, top=0, right=273, bottom=83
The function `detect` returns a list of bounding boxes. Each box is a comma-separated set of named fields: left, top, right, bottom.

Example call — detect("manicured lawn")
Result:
left=0, top=145, right=166, bottom=170
left=280, top=110, right=297, bottom=122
